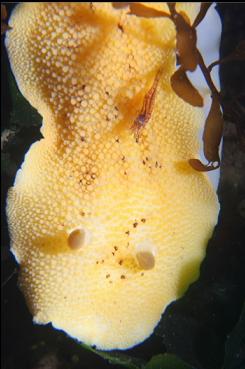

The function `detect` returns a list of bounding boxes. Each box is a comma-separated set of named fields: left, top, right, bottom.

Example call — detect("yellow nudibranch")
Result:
left=6, top=3, right=221, bottom=350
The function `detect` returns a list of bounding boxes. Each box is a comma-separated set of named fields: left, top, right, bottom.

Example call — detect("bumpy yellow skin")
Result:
left=6, top=3, right=219, bottom=349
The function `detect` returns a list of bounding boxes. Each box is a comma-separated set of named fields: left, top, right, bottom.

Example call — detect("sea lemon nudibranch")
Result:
left=6, top=3, right=221, bottom=350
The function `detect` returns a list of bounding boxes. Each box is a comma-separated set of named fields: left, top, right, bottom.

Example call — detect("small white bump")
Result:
left=136, top=251, right=155, bottom=270
left=135, top=241, right=157, bottom=270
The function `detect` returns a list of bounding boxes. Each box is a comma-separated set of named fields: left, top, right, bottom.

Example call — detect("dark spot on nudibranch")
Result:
left=121, top=275, right=126, bottom=279
left=125, top=231, right=130, bottom=235
left=143, top=160, right=146, bottom=165
left=119, top=260, right=123, bottom=265
left=122, top=156, right=125, bottom=161
left=114, top=246, right=118, bottom=251
left=117, top=23, right=124, bottom=32
left=141, top=218, right=146, bottom=223
left=115, top=138, right=120, bottom=143
left=106, top=274, right=110, bottom=278
left=89, top=2, right=95, bottom=12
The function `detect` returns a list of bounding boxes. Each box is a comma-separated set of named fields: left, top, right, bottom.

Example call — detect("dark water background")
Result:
left=1, top=4, right=245, bottom=369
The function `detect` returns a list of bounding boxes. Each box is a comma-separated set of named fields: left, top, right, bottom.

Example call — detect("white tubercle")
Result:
left=135, top=240, right=157, bottom=270
left=67, top=227, right=92, bottom=250
left=187, top=3, right=222, bottom=191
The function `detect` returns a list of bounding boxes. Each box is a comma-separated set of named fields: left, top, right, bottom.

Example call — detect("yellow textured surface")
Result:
left=6, top=3, right=219, bottom=349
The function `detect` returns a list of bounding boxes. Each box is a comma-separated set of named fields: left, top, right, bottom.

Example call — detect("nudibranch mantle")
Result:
left=6, top=3, right=220, bottom=350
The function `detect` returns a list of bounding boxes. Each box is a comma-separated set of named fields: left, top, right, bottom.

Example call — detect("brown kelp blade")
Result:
left=175, top=14, right=198, bottom=71
left=167, top=2, right=176, bottom=14
left=203, top=96, right=224, bottom=163
left=208, top=40, right=245, bottom=71
left=167, top=3, right=198, bottom=71
left=113, top=2, right=170, bottom=18
left=171, top=67, right=203, bottom=107
left=1, top=22, right=11, bottom=35
left=1, top=4, right=11, bottom=35
left=112, top=2, right=130, bottom=9
left=189, top=158, right=220, bottom=172
left=1, top=4, right=7, bottom=20
left=192, top=3, right=212, bottom=28
left=128, top=3, right=170, bottom=18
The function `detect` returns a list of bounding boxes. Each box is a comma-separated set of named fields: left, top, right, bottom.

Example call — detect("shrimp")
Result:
left=131, top=69, right=163, bottom=140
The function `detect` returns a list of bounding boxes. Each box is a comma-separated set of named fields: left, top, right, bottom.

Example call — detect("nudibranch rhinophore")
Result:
left=6, top=3, right=221, bottom=350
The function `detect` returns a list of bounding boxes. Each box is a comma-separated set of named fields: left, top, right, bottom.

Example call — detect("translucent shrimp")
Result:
left=131, top=69, right=163, bottom=140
